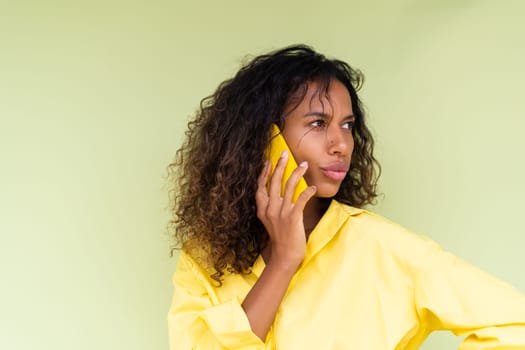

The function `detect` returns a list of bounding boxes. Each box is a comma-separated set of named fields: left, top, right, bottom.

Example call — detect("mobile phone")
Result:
left=266, top=124, right=308, bottom=202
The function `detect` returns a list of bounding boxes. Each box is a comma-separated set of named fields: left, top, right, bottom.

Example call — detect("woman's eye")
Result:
left=343, top=121, right=355, bottom=129
left=310, top=120, right=326, bottom=128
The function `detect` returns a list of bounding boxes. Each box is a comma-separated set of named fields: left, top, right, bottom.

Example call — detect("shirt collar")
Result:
left=251, top=200, right=364, bottom=277
left=304, top=200, right=364, bottom=265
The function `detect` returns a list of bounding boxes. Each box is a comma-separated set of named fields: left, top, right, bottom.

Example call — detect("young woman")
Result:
left=167, top=45, right=525, bottom=349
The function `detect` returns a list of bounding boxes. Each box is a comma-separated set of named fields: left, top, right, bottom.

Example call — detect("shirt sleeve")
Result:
left=167, top=252, right=265, bottom=350
left=414, top=240, right=525, bottom=349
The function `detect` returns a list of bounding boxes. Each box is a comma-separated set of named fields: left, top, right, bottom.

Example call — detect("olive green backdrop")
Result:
left=1, top=1, right=523, bottom=349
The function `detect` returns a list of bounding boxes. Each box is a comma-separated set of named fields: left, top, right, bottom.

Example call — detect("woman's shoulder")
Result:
left=333, top=200, right=441, bottom=255
left=174, top=247, right=217, bottom=283
left=330, top=201, right=446, bottom=277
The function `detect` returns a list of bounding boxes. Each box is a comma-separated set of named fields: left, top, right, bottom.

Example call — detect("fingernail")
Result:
left=299, top=161, right=308, bottom=168
left=280, top=150, right=288, bottom=158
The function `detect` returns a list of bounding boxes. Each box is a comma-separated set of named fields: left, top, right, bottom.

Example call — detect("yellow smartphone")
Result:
left=266, top=124, right=308, bottom=202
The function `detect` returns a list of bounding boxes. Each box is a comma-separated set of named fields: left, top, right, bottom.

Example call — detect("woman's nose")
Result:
left=327, top=126, right=352, bottom=155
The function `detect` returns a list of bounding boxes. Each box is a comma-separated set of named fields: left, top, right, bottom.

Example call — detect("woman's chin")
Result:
left=311, top=184, right=340, bottom=199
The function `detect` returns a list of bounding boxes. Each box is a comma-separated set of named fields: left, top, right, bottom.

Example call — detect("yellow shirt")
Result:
left=167, top=200, right=525, bottom=349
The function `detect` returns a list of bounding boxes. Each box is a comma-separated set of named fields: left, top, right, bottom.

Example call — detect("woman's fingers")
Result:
left=256, top=160, right=271, bottom=195
left=268, top=150, right=288, bottom=200
left=255, top=160, right=271, bottom=219
left=258, top=150, right=315, bottom=230
left=282, top=161, right=308, bottom=205
left=293, top=185, right=317, bottom=212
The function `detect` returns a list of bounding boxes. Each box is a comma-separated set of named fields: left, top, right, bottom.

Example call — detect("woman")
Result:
left=167, top=45, right=525, bottom=349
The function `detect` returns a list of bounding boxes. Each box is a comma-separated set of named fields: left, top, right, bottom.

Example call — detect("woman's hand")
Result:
left=242, top=150, right=317, bottom=340
left=255, top=150, right=317, bottom=270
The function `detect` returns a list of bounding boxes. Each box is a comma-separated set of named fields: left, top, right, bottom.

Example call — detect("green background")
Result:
left=1, top=1, right=524, bottom=349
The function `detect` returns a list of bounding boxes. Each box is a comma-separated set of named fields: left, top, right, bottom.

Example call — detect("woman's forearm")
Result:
left=241, top=258, right=299, bottom=341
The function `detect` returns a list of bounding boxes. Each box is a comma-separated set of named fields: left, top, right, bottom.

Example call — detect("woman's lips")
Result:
left=320, top=164, right=349, bottom=180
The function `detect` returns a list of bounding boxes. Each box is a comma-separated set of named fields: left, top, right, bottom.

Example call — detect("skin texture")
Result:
left=242, top=79, right=355, bottom=341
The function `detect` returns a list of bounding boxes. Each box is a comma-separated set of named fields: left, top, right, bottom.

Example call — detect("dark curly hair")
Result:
left=167, top=44, right=381, bottom=284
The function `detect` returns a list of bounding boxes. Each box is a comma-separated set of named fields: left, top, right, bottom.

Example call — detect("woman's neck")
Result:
left=303, top=197, right=330, bottom=240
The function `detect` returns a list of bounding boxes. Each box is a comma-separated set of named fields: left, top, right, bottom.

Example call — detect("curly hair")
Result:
left=167, top=44, right=381, bottom=284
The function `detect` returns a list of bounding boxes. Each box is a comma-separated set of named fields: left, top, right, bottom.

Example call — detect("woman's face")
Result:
left=282, top=79, right=355, bottom=198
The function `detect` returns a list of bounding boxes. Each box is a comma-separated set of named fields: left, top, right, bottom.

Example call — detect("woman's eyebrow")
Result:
left=303, top=111, right=355, bottom=120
